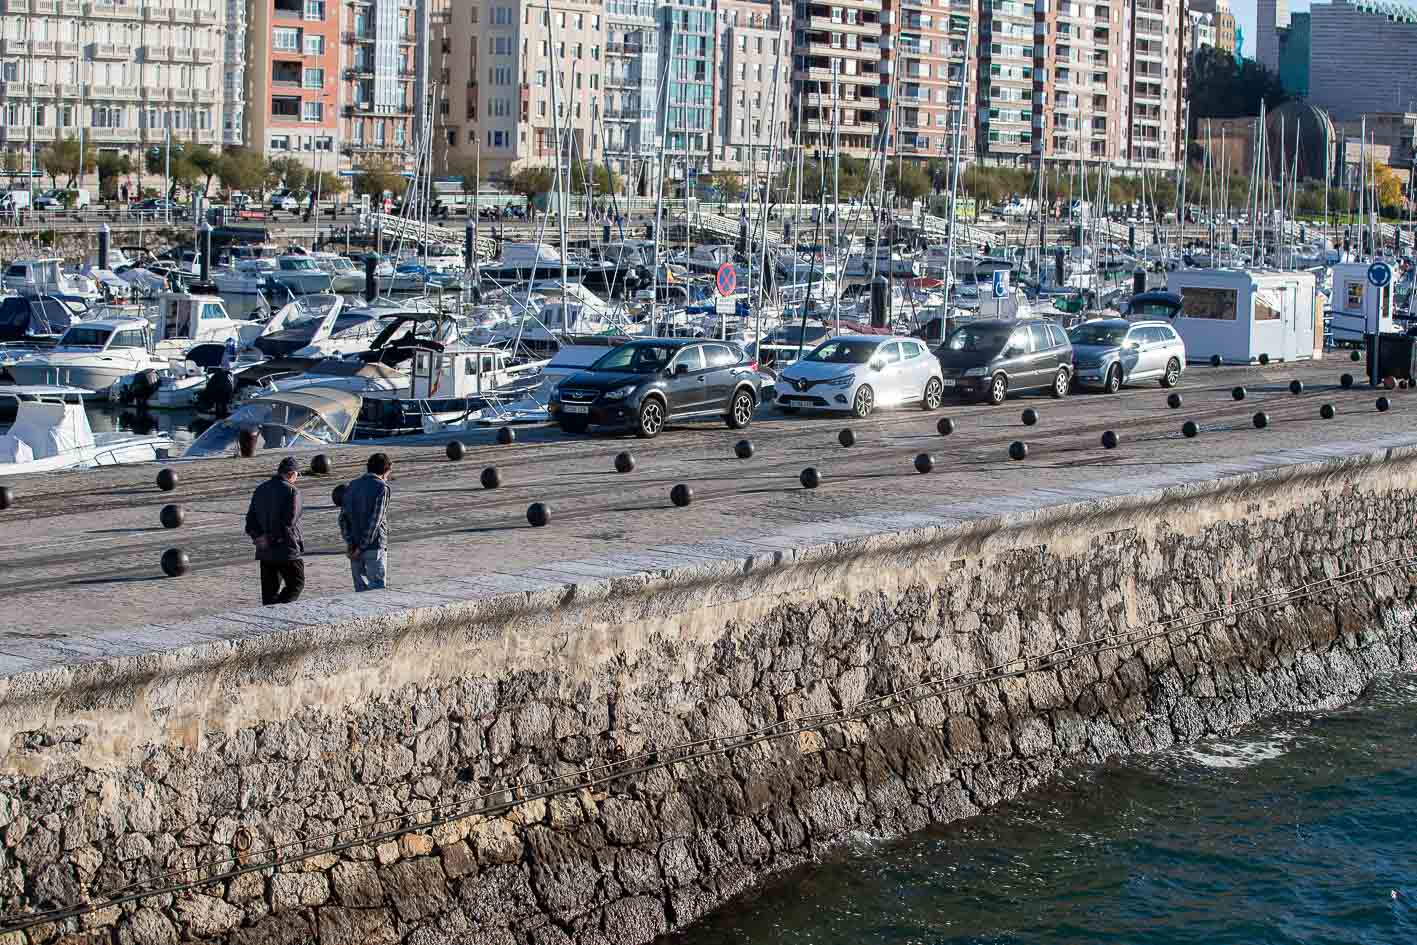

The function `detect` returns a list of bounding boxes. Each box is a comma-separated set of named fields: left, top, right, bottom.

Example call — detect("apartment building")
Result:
left=0, top=0, right=225, bottom=167
left=1034, top=0, right=1129, bottom=166
left=340, top=0, right=425, bottom=166
left=793, top=0, right=883, bottom=156
left=1126, top=0, right=1187, bottom=168
left=657, top=0, right=715, bottom=185
left=604, top=0, right=659, bottom=189
left=245, top=0, right=342, bottom=167
left=224, top=0, right=247, bottom=145
left=882, top=0, right=976, bottom=163
left=977, top=0, right=1034, bottom=162
left=714, top=0, right=791, bottom=183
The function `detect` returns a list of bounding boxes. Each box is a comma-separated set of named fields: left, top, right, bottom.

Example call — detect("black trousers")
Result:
left=259, top=560, right=306, bottom=606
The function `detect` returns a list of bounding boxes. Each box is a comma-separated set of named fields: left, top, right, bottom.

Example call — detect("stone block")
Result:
left=383, top=857, right=447, bottom=922
left=330, top=860, right=384, bottom=907
left=316, top=906, right=398, bottom=945
left=269, top=872, right=330, bottom=912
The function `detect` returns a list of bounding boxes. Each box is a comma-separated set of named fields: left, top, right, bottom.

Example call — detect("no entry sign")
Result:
left=716, top=263, right=738, bottom=297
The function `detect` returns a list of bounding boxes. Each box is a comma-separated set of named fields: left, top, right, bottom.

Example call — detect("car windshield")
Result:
left=1068, top=323, right=1128, bottom=346
left=591, top=343, right=678, bottom=373
left=942, top=324, right=1011, bottom=353
left=805, top=340, right=878, bottom=364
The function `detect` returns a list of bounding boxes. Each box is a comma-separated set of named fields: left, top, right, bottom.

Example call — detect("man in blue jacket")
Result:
left=339, top=452, right=393, bottom=592
left=244, top=456, right=305, bottom=605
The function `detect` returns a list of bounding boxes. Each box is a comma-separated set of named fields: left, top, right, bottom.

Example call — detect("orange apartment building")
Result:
left=245, top=0, right=343, bottom=170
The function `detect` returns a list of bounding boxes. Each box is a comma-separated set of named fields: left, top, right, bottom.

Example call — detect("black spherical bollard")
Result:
left=1377, top=396, right=1392, bottom=412
left=156, top=468, right=178, bottom=492
left=838, top=428, right=856, bottom=448
left=1231, top=386, right=1246, bottom=401
left=734, top=439, right=755, bottom=459
left=1259, top=353, right=1270, bottom=366
left=480, top=466, right=501, bottom=489
left=799, top=467, right=820, bottom=489
left=1351, top=350, right=1362, bottom=362
left=1008, top=441, right=1028, bottom=461
left=446, top=440, right=466, bottom=461
left=1166, top=393, right=1182, bottom=409
left=1252, top=411, right=1269, bottom=429
left=496, top=426, right=516, bottom=445
left=526, top=502, right=551, bottom=527
left=1210, top=354, right=1222, bottom=367
left=670, top=484, right=693, bottom=507
left=1341, top=373, right=1354, bottom=389
left=1289, top=380, right=1303, bottom=395
left=1100, top=430, right=1119, bottom=450
left=307, top=454, right=328, bottom=476
left=0, top=485, right=11, bottom=511
left=936, top=417, right=955, bottom=436
left=1021, top=407, right=1039, bottom=426
left=614, top=451, right=635, bottom=474
left=160, top=548, right=189, bottom=578
left=1320, top=403, right=1336, bottom=420
left=332, top=483, right=347, bottom=507
left=913, top=453, right=935, bottom=474
left=159, top=504, right=184, bottom=529
left=1182, top=420, right=1199, bottom=438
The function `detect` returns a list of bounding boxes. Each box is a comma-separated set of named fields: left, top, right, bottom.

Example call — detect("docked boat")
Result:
left=0, top=294, right=86, bottom=346
left=267, top=255, right=335, bottom=296
left=477, top=242, right=586, bottom=286
left=311, top=252, right=366, bottom=293
left=182, top=388, right=361, bottom=458
left=0, top=385, right=171, bottom=474
left=6, top=318, right=167, bottom=397
left=213, top=258, right=277, bottom=296
left=1, top=258, right=102, bottom=303
left=358, top=343, right=545, bottom=436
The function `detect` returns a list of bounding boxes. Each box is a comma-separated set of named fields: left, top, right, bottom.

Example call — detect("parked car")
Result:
left=1069, top=318, right=1185, bottom=393
left=935, top=318, right=1073, bottom=405
left=33, top=188, right=90, bottom=211
left=269, top=191, right=298, bottom=213
left=774, top=335, right=944, bottom=418
left=547, top=338, right=761, bottom=438
left=132, top=198, right=179, bottom=219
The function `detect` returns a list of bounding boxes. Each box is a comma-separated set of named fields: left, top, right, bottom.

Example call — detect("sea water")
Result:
left=665, top=673, right=1417, bottom=945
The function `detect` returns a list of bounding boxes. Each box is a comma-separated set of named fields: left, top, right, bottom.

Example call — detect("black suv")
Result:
left=548, top=338, right=761, bottom=438
left=935, top=317, right=1074, bottom=405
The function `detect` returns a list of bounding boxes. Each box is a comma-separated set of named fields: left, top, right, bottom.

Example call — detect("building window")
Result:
left=273, top=27, right=301, bottom=51
left=492, top=5, right=511, bottom=25
left=305, top=34, right=324, bottom=55
left=303, top=0, right=323, bottom=20
left=304, top=67, right=323, bottom=88
left=270, top=135, right=290, bottom=150
left=271, top=95, right=301, bottom=118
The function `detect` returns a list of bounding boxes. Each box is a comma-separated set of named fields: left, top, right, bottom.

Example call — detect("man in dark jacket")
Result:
left=339, top=452, right=392, bottom=592
left=245, top=456, right=305, bottom=605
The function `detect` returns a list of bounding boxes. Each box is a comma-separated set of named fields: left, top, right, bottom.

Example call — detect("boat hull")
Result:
left=6, top=363, right=132, bottom=396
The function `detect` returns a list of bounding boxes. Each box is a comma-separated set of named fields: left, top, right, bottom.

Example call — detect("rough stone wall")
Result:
left=0, top=452, right=1414, bottom=945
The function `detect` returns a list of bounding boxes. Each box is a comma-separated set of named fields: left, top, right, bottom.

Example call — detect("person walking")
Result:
left=245, top=456, right=305, bottom=605
left=339, top=452, right=393, bottom=592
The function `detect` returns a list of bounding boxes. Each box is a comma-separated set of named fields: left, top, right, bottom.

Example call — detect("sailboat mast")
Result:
left=544, top=0, right=569, bottom=285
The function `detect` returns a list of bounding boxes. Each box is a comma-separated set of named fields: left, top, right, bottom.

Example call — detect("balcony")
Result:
left=344, top=66, right=373, bottom=79
left=170, top=7, right=195, bottom=21
left=59, top=0, right=79, bottom=12
left=57, top=40, right=80, bottom=57
left=32, top=0, right=54, bottom=11
left=85, top=0, right=140, bottom=15
left=31, top=40, right=57, bottom=56
left=2, top=0, right=29, bottom=11
left=193, top=47, right=217, bottom=63
left=342, top=31, right=374, bottom=43
left=143, top=44, right=173, bottom=61
left=807, top=15, right=879, bottom=34
left=397, top=33, right=416, bottom=43
left=196, top=8, right=215, bottom=22
left=88, top=42, right=126, bottom=59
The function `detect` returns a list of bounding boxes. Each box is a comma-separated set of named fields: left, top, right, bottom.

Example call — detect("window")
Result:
left=303, top=0, right=323, bottom=19
left=672, top=346, right=705, bottom=372
left=303, top=67, right=323, bottom=88
left=1179, top=287, right=1237, bottom=321
left=1253, top=290, right=1281, bottom=322
left=273, top=27, right=300, bottom=51
left=111, top=329, right=147, bottom=349
left=304, top=34, right=324, bottom=55
left=492, top=5, right=511, bottom=24
left=1047, top=324, right=1069, bottom=348
left=302, top=101, right=323, bottom=121
left=704, top=344, right=737, bottom=368
left=1027, top=324, right=1051, bottom=351
left=271, top=95, right=301, bottom=118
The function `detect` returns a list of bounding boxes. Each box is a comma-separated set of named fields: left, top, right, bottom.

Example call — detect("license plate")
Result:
left=940, top=379, right=956, bottom=387
left=562, top=404, right=589, bottom=414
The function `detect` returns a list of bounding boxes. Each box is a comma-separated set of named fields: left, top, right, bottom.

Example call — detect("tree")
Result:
left=1371, top=161, right=1404, bottom=214
left=569, top=160, right=613, bottom=197
left=311, top=171, right=346, bottom=200
left=95, top=152, right=132, bottom=201
left=1187, top=45, right=1287, bottom=125
left=171, top=156, right=202, bottom=198
left=887, top=162, right=931, bottom=202
left=2, top=150, right=20, bottom=178
left=445, top=155, right=486, bottom=197
left=41, top=136, right=95, bottom=188
left=217, top=147, right=266, bottom=195
left=509, top=165, right=554, bottom=208
left=703, top=170, right=745, bottom=202
left=185, top=143, right=221, bottom=197
left=352, top=159, right=406, bottom=200
left=265, top=156, right=310, bottom=194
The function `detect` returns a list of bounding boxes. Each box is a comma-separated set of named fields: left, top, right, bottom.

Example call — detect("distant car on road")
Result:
left=1069, top=318, right=1185, bottom=393
left=131, top=198, right=179, bottom=219
left=548, top=338, right=761, bottom=438
left=774, top=335, right=944, bottom=418
left=268, top=191, right=299, bottom=213
left=935, top=317, right=1074, bottom=405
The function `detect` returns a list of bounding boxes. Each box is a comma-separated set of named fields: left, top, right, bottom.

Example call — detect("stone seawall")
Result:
left=0, top=447, right=1414, bottom=945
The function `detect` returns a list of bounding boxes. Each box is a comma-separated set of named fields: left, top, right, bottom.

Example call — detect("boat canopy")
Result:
left=183, top=387, right=361, bottom=457
left=0, top=387, right=93, bottom=463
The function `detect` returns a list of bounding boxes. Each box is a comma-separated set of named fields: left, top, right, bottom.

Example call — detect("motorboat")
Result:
left=213, top=258, right=277, bottom=296
left=152, top=291, right=257, bottom=359
left=6, top=318, right=168, bottom=397
left=478, top=242, right=584, bottom=285
left=0, top=385, right=171, bottom=474
left=0, top=294, right=85, bottom=345
left=684, top=243, right=736, bottom=274
left=311, top=252, right=366, bottom=293
left=251, top=295, right=368, bottom=358
left=359, top=343, right=546, bottom=436
left=182, top=387, right=361, bottom=458
left=1, top=258, right=102, bottom=303
left=267, top=256, right=335, bottom=296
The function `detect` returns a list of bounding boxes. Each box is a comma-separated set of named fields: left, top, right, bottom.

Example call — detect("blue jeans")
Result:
left=351, top=547, right=387, bottom=592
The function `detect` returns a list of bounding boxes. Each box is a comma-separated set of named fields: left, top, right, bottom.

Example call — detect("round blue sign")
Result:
left=716, top=263, right=738, bottom=297
left=1368, top=262, right=1393, bottom=288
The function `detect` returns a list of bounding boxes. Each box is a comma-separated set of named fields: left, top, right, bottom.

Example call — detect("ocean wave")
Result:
left=1177, top=726, right=1307, bottom=770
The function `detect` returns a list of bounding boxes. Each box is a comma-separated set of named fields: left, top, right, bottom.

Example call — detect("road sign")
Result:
left=716, top=263, right=738, bottom=297
left=715, top=296, right=736, bottom=315
left=1368, top=261, right=1393, bottom=288
left=992, top=269, right=1009, bottom=299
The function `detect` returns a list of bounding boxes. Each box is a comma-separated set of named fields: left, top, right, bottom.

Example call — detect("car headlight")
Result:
left=824, top=374, right=854, bottom=387
left=962, top=367, right=989, bottom=377
left=604, top=384, right=636, bottom=400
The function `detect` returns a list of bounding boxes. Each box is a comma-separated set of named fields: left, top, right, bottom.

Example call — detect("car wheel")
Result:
left=851, top=384, right=874, bottom=418
left=987, top=373, right=1008, bottom=405
left=558, top=416, right=589, bottom=434
left=635, top=397, right=665, bottom=438
left=1051, top=367, right=1070, bottom=399
left=725, top=388, right=756, bottom=429
left=1103, top=364, right=1122, bottom=394
left=922, top=377, right=943, bottom=411
left=1160, top=358, right=1181, bottom=388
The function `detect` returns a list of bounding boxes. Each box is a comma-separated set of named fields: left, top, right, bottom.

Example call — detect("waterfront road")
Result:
left=2, top=357, right=1413, bottom=640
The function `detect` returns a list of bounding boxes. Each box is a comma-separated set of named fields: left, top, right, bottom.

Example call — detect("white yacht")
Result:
left=311, top=252, right=366, bottom=293
left=6, top=318, right=168, bottom=396
left=0, top=385, right=171, bottom=474
left=214, top=258, right=277, bottom=296
left=2, top=258, right=102, bottom=302
left=267, top=256, right=335, bottom=296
